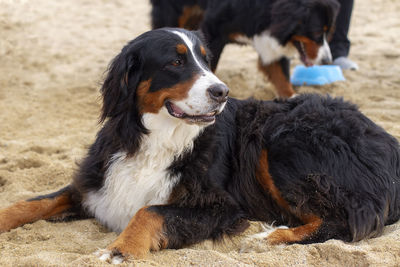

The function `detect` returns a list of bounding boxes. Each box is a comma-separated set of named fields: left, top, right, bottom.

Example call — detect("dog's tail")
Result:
left=0, top=185, right=83, bottom=233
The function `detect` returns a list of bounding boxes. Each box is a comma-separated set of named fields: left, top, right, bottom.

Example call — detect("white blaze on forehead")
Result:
left=170, top=30, right=222, bottom=83
left=169, top=30, right=226, bottom=114
left=171, top=31, right=207, bottom=72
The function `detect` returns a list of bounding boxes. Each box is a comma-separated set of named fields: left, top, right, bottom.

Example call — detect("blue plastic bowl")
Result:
left=290, top=65, right=345, bottom=86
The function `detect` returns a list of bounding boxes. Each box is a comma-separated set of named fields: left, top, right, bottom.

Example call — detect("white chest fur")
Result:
left=83, top=109, right=202, bottom=232
left=234, top=30, right=297, bottom=65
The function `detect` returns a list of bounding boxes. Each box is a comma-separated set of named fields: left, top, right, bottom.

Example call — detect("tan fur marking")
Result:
left=176, top=44, right=188, bottom=54
left=267, top=215, right=323, bottom=244
left=178, top=5, right=204, bottom=30
left=124, top=72, right=129, bottom=86
left=256, top=150, right=323, bottom=244
left=228, top=33, right=240, bottom=42
left=106, top=207, right=167, bottom=259
left=0, top=193, right=71, bottom=233
left=136, top=76, right=199, bottom=114
left=256, top=150, right=291, bottom=211
left=228, top=32, right=248, bottom=43
left=258, top=59, right=295, bottom=98
left=200, top=45, right=206, bottom=56
left=291, top=35, right=319, bottom=60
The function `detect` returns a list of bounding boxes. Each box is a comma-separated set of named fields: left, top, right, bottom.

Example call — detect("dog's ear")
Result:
left=99, top=42, right=148, bottom=155
left=100, top=45, right=143, bottom=123
left=322, top=0, right=340, bottom=41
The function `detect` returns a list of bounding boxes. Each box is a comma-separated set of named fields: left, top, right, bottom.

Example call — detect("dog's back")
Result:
left=211, top=95, right=400, bottom=243
left=262, top=95, right=400, bottom=242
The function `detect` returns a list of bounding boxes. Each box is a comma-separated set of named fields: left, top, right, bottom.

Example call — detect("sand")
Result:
left=0, top=0, right=399, bottom=266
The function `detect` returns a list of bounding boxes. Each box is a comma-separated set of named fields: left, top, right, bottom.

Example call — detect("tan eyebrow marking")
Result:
left=200, top=45, right=206, bottom=56
left=176, top=44, right=188, bottom=54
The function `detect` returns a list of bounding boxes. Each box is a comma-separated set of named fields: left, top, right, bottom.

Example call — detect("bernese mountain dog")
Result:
left=151, top=0, right=340, bottom=98
left=0, top=29, right=399, bottom=264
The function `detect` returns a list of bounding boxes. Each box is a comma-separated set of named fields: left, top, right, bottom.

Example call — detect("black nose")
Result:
left=207, top=84, right=229, bottom=103
left=321, top=57, right=332, bottom=65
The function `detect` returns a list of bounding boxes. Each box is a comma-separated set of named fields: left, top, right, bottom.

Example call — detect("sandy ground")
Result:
left=0, top=0, right=399, bottom=266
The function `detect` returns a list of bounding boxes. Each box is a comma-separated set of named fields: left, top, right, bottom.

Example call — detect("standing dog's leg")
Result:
left=98, top=203, right=248, bottom=263
left=266, top=214, right=323, bottom=244
left=258, top=57, right=295, bottom=98
left=0, top=185, right=81, bottom=232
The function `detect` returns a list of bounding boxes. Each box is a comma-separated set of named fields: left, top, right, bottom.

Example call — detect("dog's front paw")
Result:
left=94, top=249, right=126, bottom=264
left=95, top=239, right=150, bottom=264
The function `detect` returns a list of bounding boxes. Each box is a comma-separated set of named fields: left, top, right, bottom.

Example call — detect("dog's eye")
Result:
left=171, top=59, right=183, bottom=66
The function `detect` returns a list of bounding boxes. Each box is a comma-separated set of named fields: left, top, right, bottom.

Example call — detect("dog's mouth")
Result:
left=294, top=41, right=314, bottom=67
left=165, top=101, right=218, bottom=124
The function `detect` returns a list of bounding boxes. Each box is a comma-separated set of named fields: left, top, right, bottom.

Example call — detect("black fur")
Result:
left=154, top=94, right=400, bottom=246
left=145, top=92, right=400, bottom=247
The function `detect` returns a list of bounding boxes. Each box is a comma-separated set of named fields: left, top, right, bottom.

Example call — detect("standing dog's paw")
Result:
left=94, top=249, right=126, bottom=264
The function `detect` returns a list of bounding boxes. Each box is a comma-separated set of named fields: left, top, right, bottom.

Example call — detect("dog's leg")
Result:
left=258, top=57, right=295, bottom=98
left=266, top=214, right=323, bottom=244
left=254, top=150, right=324, bottom=244
left=241, top=215, right=323, bottom=249
left=96, top=206, right=166, bottom=263
left=98, top=203, right=247, bottom=263
left=255, top=151, right=353, bottom=244
left=0, top=185, right=81, bottom=232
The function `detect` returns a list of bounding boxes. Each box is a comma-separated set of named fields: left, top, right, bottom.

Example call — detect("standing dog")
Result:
left=0, top=29, right=399, bottom=264
left=151, top=0, right=340, bottom=97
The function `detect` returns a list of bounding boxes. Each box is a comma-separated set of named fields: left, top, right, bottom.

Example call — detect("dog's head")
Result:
left=270, top=0, right=340, bottom=66
left=100, top=28, right=229, bottom=153
left=101, top=28, right=228, bottom=125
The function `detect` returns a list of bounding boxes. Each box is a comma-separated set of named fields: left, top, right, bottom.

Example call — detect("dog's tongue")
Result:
left=169, top=102, right=185, bottom=118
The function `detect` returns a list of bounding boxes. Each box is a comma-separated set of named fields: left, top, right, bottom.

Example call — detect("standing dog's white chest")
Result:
left=83, top=111, right=202, bottom=232
left=233, top=31, right=297, bottom=65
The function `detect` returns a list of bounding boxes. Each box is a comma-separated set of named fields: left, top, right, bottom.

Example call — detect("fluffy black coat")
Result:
left=148, top=95, right=400, bottom=246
